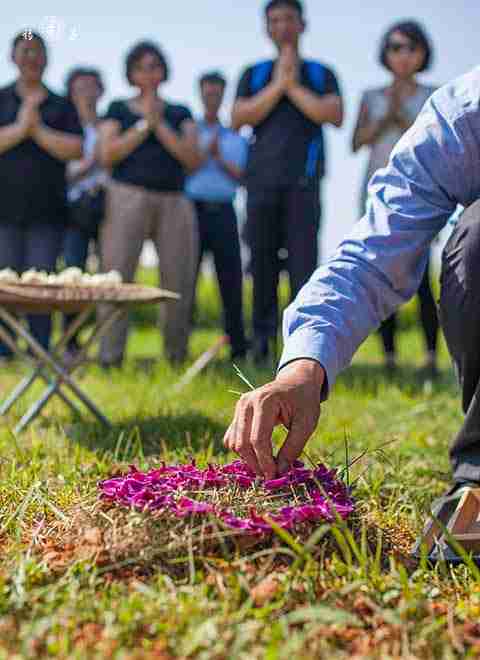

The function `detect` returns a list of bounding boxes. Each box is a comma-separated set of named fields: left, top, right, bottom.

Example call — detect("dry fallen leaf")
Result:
left=83, top=527, right=103, bottom=545
left=250, top=575, right=280, bottom=607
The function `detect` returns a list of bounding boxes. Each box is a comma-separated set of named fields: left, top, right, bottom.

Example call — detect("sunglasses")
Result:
left=386, top=41, right=419, bottom=54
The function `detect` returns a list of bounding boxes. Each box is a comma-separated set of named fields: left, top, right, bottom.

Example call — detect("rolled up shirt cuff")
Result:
left=277, top=328, right=341, bottom=402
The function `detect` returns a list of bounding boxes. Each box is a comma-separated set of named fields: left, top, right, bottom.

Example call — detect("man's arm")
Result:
left=0, top=122, right=28, bottom=155
left=287, top=65, right=343, bottom=127
left=232, top=80, right=284, bottom=130
left=225, top=80, right=478, bottom=477
left=287, top=86, right=343, bottom=127
left=32, top=124, right=82, bottom=161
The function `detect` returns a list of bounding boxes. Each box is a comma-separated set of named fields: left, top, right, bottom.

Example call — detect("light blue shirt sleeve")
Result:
left=279, top=68, right=480, bottom=398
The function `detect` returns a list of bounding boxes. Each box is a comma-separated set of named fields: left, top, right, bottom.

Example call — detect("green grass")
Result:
left=1, top=270, right=480, bottom=659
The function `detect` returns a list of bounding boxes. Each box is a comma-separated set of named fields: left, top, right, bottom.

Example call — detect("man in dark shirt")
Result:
left=0, top=31, right=82, bottom=359
left=233, top=0, right=343, bottom=364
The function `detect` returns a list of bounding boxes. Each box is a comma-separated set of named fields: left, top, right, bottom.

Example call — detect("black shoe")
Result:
left=99, top=358, right=123, bottom=370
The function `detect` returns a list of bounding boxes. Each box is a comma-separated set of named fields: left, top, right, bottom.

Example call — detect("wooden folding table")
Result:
left=0, top=282, right=179, bottom=433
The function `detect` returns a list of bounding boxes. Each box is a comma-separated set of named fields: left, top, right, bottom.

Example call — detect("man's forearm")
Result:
left=287, top=86, right=343, bottom=127
left=0, top=122, right=27, bottom=155
left=32, top=125, right=82, bottom=161
left=231, top=81, right=284, bottom=130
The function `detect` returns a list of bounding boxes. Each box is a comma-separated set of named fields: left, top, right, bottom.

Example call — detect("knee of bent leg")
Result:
left=442, top=198, right=480, bottom=289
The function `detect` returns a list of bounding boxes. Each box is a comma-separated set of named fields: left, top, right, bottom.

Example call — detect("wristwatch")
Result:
left=134, top=118, right=149, bottom=134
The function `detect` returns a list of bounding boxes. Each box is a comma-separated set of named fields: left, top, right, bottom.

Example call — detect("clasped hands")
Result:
left=16, top=89, right=47, bottom=138
left=138, top=91, right=165, bottom=131
left=384, top=84, right=411, bottom=130
left=272, top=44, right=301, bottom=95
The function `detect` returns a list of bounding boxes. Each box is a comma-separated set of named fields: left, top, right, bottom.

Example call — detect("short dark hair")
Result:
left=264, top=0, right=304, bottom=19
left=12, top=30, right=47, bottom=56
left=379, top=20, right=433, bottom=72
left=125, top=40, right=170, bottom=85
left=65, top=67, right=104, bottom=100
left=199, top=71, right=227, bottom=89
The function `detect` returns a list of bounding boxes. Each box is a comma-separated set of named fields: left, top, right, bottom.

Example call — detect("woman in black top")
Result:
left=98, top=41, right=201, bottom=365
left=0, top=31, right=82, bottom=359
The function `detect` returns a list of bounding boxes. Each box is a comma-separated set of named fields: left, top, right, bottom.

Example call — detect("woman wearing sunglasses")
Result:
left=352, top=20, right=439, bottom=376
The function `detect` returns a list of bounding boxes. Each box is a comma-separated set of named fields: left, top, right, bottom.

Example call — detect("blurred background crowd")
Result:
left=0, top=0, right=475, bottom=375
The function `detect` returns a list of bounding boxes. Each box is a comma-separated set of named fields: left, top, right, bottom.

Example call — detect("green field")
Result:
left=1, top=271, right=480, bottom=659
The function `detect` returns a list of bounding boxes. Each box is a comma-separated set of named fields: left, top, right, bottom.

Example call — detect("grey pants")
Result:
left=98, top=180, right=199, bottom=365
left=440, top=198, right=480, bottom=483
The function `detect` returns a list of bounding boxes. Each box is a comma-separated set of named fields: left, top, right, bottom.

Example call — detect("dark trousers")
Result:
left=440, top=199, right=480, bottom=483
left=62, top=225, right=94, bottom=349
left=0, top=223, right=63, bottom=356
left=247, top=182, right=320, bottom=341
left=194, top=200, right=247, bottom=356
left=379, top=255, right=439, bottom=356
left=64, top=225, right=91, bottom=268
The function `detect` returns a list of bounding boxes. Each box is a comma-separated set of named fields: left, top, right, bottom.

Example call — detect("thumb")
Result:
left=276, top=417, right=310, bottom=474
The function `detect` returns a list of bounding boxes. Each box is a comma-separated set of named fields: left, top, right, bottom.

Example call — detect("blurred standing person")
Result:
left=186, top=71, right=248, bottom=361
left=98, top=41, right=201, bottom=366
left=0, top=31, right=82, bottom=361
left=232, top=0, right=343, bottom=366
left=352, top=20, right=439, bottom=375
left=63, top=67, right=108, bottom=360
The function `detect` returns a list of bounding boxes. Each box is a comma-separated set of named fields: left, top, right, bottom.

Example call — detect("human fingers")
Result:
left=276, top=413, right=318, bottom=475
left=233, top=398, right=263, bottom=474
left=223, top=399, right=262, bottom=475
left=250, top=398, right=278, bottom=480
left=223, top=420, right=236, bottom=452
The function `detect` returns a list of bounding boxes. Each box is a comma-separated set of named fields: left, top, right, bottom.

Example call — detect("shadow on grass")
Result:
left=338, top=362, right=456, bottom=396
left=64, top=410, right=228, bottom=458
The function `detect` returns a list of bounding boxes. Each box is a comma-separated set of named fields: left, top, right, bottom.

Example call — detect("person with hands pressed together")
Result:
left=0, top=31, right=82, bottom=361
left=232, top=0, right=343, bottom=366
left=352, top=21, right=439, bottom=375
left=97, top=41, right=201, bottom=367
left=226, top=62, right=480, bottom=514
left=62, top=68, right=108, bottom=362
left=185, top=71, right=248, bottom=361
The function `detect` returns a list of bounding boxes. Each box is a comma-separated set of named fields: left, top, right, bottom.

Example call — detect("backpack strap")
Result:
left=249, top=60, right=274, bottom=95
left=304, top=61, right=327, bottom=179
left=304, top=60, right=326, bottom=94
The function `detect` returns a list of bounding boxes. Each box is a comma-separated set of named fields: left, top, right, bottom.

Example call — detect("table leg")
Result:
left=0, top=316, right=82, bottom=417
left=13, top=307, right=124, bottom=431
left=0, top=307, right=112, bottom=428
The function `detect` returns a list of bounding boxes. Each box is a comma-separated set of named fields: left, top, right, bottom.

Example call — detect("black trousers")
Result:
left=379, top=255, right=439, bottom=356
left=440, top=199, right=480, bottom=483
left=247, top=182, right=320, bottom=341
left=0, top=223, right=63, bottom=356
left=194, top=200, right=247, bottom=356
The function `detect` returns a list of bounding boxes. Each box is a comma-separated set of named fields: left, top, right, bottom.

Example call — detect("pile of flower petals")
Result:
left=99, top=460, right=354, bottom=536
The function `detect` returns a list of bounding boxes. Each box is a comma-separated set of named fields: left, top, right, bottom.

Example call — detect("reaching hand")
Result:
left=223, top=359, right=324, bottom=479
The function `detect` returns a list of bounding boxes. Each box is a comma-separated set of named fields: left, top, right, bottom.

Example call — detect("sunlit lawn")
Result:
left=1, top=270, right=479, bottom=659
